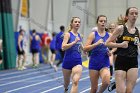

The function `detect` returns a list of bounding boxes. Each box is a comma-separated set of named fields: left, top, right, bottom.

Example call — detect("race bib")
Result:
left=134, top=37, right=139, bottom=45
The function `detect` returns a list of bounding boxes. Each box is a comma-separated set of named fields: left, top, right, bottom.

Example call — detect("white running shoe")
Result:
left=22, top=66, right=27, bottom=70
left=53, top=65, right=58, bottom=72
left=17, top=67, right=23, bottom=71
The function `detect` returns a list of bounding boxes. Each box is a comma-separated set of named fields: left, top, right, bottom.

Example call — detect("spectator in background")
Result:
left=49, top=32, right=58, bottom=71
left=30, top=29, right=41, bottom=68
left=17, top=29, right=26, bottom=70
left=55, top=25, right=65, bottom=67
left=41, top=31, right=51, bottom=63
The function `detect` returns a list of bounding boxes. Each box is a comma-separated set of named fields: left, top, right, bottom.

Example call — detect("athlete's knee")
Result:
left=126, top=80, right=136, bottom=93
left=126, top=90, right=133, bottom=93
left=72, top=81, right=79, bottom=87
left=72, top=78, right=80, bottom=86
left=126, top=86, right=133, bottom=93
left=102, top=77, right=110, bottom=86
left=116, top=87, right=125, bottom=93
left=91, top=85, right=98, bottom=93
left=72, top=77, right=80, bottom=86
left=90, top=88, right=97, bottom=93
left=116, top=90, right=125, bottom=93
left=102, top=81, right=110, bottom=87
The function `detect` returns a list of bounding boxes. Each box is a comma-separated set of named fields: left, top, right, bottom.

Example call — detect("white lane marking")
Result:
left=5, top=76, right=63, bottom=93
left=40, top=76, right=89, bottom=93
left=4, top=70, right=89, bottom=93
left=0, top=66, right=49, bottom=77
left=0, top=71, right=62, bottom=86
left=0, top=68, right=61, bottom=81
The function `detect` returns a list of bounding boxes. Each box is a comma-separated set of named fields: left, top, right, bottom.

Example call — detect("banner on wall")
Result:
left=21, top=0, right=28, bottom=17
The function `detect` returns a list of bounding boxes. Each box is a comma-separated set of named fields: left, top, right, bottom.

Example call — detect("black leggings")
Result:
left=56, top=49, right=65, bottom=66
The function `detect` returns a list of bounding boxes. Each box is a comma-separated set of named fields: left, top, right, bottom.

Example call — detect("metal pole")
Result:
left=45, top=0, right=50, bottom=31
left=95, top=0, right=98, bottom=24
left=16, top=0, right=22, bottom=31
left=126, top=0, right=128, bottom=9
left=67, top=0, right=73, bottom=27
left=51, top=0, right=54, bottom=33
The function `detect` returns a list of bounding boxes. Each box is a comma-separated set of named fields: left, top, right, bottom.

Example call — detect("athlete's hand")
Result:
left=138, top=43, right=140, bottom=48
left=107, top=50, right=112, bottom=56
left=97, top=39, right=104, bottom=45
left=74, top=36, right=80, bottom=43
left=121, top=41, right=128, bottom=48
